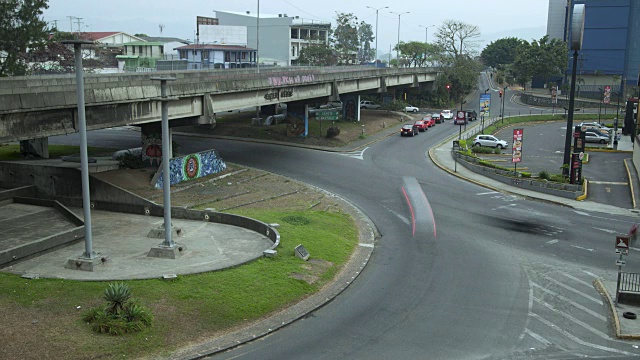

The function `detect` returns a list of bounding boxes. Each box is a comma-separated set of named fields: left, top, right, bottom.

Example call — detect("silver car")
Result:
left=584, top=131, right=610, bottom=144
left=473, top=135, right=508, bottom=149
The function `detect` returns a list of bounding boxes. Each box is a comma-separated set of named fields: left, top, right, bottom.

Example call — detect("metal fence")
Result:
left=619, top=272, right=640, bottom=292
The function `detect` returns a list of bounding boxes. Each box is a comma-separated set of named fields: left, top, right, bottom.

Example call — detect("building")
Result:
left=175, top=44, right=256, bottom=69
left=139, top=36, right=191, bottom=59
left=548, top=0, right=640, bottom=89
left=212, top=10, right=330, bottom=66
left=116, top=41, right=165, bottom=72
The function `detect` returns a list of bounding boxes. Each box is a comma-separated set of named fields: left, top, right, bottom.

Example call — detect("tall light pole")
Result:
left=390, top=11, right=409, bottom=66
left=418, top=24, right=434, bottom=44
left=256, top=0, right=260, bottom=73
left=366, top=6, right=388, bottom=61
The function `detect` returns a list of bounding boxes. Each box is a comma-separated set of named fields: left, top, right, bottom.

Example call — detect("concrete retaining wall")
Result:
left=456, top=153, right=583, bottom=199
left=520, top=92, right=618, bottom=111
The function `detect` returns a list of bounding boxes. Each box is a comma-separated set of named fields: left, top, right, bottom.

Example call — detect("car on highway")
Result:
left=400, top=124, right=419, bottom=136
left=319, top=101, right=343, bottom=109
left=432, top=113, right=443, bottom=124
left=414, top=120, right=429, bottom=132
left=465, top=109, right=478, bottom=121
left=584, top=130, right=610, bottom=144
left=360, top=100, right=381, bottom=109
left=473, top=135, right=508, bottom=149
left=422, top=116, right=435, bottom=127
left=441, top=109, right=453, bottom=120
left=405, top=105, right=420, bottom=113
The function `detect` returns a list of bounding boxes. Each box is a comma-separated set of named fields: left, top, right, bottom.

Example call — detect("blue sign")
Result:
left=480, top=94, right=491, bottom=117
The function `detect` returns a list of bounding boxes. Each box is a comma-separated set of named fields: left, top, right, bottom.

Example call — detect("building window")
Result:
left=242, top=52, right=246, bottom=60
left=292, top=46, right=295, bottom=57
left=131, top=46, right=135, bottom=55
left=225, top=52, right=230, bottom=62
left=139, top=46, right=143, bottom=54
left=291, top=28, right=298, bottom=39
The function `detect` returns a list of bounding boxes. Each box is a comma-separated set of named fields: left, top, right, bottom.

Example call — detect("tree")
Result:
left=357, top=21, right=374, bottom=62
left=396, top=42, right=443, bottom=67
left=511, top=35, right=567, bottom=89
left=0, top=0, right=51, bottom=76
left=480, top=37, right=524, bottom=70
left=332, top=12, right=359, bottom=65
left=435, top=20, right=481, bottom=58
left=134, top=33, right=149, bottom=37
left=297, top=43, right=337, bottom=66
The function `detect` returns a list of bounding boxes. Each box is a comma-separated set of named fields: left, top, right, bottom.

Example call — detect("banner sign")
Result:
left=512, top=128, right=523, bottom=163
left=604, top=86, right=611, bottom=105
left=551, top=86, right=558, bottom=104
left=480, top=94, right=491, bottom=117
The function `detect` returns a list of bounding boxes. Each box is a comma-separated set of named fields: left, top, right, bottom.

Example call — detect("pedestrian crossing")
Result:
left=510, top=265, right=640, bottom=358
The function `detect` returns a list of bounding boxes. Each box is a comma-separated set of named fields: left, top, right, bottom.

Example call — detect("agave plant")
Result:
left=103, top=282, right=132, bottom=316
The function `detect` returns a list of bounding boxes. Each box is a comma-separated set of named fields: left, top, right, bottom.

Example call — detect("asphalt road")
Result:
left=47, top=80, right=640, bottom=358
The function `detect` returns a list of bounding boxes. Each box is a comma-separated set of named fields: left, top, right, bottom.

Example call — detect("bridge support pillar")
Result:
left=140, top=122, right=172, bottom=167
left=20, top=137, right=49, bottom=158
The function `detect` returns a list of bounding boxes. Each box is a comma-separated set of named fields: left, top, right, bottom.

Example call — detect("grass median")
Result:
left=0, top=209, right=358, bottom=359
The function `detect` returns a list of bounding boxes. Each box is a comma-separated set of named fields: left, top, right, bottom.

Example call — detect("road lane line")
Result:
left=546, top=239, right=559, bottom=244
left=560, top=273, right=595, bottom=288
left=524, top=328, right=551, bottom=346
left=529, top=313, right=635, bottom=355
left=401, top=186, right=416, bottom=236
left=570, top=245, right=595, bottom=252
left=531, top=282, right=606, bottom=321
left=540, top=275, right=603, bottom=305
left=476, top=191, right=499, bottom=195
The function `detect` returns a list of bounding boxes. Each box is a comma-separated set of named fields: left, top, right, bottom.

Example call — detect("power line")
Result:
left=280, top=0, right=329, bottom=22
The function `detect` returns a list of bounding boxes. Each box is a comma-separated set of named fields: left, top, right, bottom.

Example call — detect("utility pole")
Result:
left=67, top=16, right=75, bottom=32
left=75, top=17, right=83, bottom=33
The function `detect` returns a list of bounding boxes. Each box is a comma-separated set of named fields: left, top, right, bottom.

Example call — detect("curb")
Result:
left=170, top=183, right=377, bottom=360
left=624, top=158, right=637, bottom=209
left=593, top=279, right=640, bottom=340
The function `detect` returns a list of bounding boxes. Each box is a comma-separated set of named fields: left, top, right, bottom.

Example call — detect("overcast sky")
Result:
left=43, top=0, right=549, bottom=53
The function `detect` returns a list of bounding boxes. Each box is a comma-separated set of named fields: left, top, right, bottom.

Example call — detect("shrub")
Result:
left=521, top=172, right=531, bottom=178
left=458, top=139, right=467, bottom=149
left=116, top=151, right=143, bottom=169
left=472, top=146, right=495, bottom=154
left=326, top=127, right=341, bottom=138
left=538, top=170, right=549, bottom=180
left=549, top=174, right=568, bottom=183
left=83, top=282, right=153, bottom=335
left=493, top=147, right=502, bottom=154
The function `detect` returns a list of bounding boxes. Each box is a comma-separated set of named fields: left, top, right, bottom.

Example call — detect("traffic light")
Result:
left=499, top=90, right=502, bottom=98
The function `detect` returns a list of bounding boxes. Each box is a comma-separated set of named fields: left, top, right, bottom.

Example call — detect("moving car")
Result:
left=401, top=124, right=419, bottom=136
left=405, top=105, right=419, bottom=113
left=432, top=113, right=443, bottom=124
left=360, top=101, right=381, bottom=109
left=473, top=135, right=508, bottom=149
left=584, top=131, right=610, bottom=144
left=465, top=109, right=478, bottom=121
left=441, top=110, right=453, bottom=120
left=414, top=120, right=428, bottom=132
left=422, top=116, right=435, bottom=127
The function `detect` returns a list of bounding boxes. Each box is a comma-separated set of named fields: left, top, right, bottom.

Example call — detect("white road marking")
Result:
left=570, top=245, right=595, bottom=252
left=492, top=203, right=517, bottom=211
left=524, top=328, right=551, bottom=346
left=574, top=211, right=591, bottom=216
left=358, top=243, right=374, bottom=248
left=382, top=205, right=410, bottom=225
left=560, top=273, right=595, bottom=288
left=582, top=270, right=598, bottom=278
left=336, top=147, right=368, bottom=160
left=531, top=282, right=606, bottom=321
left=594, top=228, right=619, bottom=234
left=590, top=181, right=628, bottom=185
left=529, top=313, right=635, bottom=355
left=546, top=239, right=559, bottom=244
left=540, top=275, right=603, bottom=305
left=476, top=191, right=499, bottom=195
left=534, top=298, right=611, bottom=340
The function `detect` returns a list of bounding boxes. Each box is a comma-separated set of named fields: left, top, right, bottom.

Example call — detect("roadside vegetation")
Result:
left=0, top=144, right=113, bottom=160
left=0, top=209, right=358, bottom=359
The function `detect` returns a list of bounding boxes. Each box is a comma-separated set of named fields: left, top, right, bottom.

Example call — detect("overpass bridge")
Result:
left=0, top=66, right=438, bottom=157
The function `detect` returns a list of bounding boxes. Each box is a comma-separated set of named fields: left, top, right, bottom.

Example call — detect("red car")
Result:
left=414, top=120, right=429, bottom=132
left=422, top=116, right=436, bottom=127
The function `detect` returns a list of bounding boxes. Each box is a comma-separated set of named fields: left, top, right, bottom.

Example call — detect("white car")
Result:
left=441, top=110, right=453, bottom=120
left=578, top=122, right=610, bottom=134
left=405, top=105, right=419, bottom=113
left=360, top=101, right=381, bottom=109
left=473, top=135, right=509, bottom=149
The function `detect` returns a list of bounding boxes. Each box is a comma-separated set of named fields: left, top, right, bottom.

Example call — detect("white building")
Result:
left=139, top=36, right=190, bottom=59
left=212, top=11, right=330, bottom=66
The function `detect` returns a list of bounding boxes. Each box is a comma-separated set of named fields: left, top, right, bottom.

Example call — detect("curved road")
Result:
left=49, top=80, right=640, bottom=359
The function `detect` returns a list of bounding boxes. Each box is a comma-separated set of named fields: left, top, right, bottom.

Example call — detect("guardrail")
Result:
left=620, top=272, right=640, bottom=293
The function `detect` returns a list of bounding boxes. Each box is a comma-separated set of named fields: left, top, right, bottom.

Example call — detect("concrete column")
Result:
left=20, top=137, right=49, bottom=158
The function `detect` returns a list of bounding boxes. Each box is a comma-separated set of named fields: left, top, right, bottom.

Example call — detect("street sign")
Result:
left=316, top=110, right=339, bottom=121
left=616, top=259, right=626, bottom=266
left=616, top=235, right=630, bottom=249
left=615, top=248, right=629, bottom=255
left=455, top=110, right=466, bottom=125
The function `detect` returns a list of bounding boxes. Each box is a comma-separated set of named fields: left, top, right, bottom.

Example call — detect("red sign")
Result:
left=512, top=128, right=523, bottom=163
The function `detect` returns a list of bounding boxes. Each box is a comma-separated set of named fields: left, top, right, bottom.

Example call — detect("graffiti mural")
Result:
left=142, top=132, right=163, bottom=166
left=286, top=117, right=306, bottom=137
left=345, top=99, right=357, bottom=121
left=154, top=150, right=227, bottom=189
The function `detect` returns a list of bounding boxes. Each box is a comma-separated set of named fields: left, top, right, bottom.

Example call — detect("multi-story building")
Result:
left=116, top=41, right=165, bottom=71
left=212, top=10, right=330, bottom=66
left=548, top=0, right=640, bottom=88
left=174, top=44, right=257, bottom=69
left=139, top=36, right=190, bottom=59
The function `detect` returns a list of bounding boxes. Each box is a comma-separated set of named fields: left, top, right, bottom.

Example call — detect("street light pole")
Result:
left=390, top=11, right=409, bottom=66
left=367, top=6, right=388, bottom=61
left=419, top=24, right=434, bottom=44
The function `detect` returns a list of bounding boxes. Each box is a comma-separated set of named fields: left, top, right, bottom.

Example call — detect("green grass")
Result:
left=0, top=144, right=114, bottom=161
left=0, top=209, right=358, bottom=359
left=480, top=113, right=617, bottom=138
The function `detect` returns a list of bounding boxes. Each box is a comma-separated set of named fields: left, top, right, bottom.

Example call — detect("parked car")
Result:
left=432, top=113, right=443, bottom=124
left=360, top=100, right=381, bottom=109
left=401, top=124, right=419, bottom=136
left=579, top=122, right=610, bottom=134
left=584, top=131, right=610, bottom=144
left=414, top=120, right=429, bottom=132
left=405, top=105, right=420, bottom=113
left=441, top=109, right=453, bottom=120
left=319, top=101, right=343, bottom=109
left=465, top=109, right=478, bottom=121
left=422, top=116, right=435, bottom=127
left=473, top=135, right=508, bottom=149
